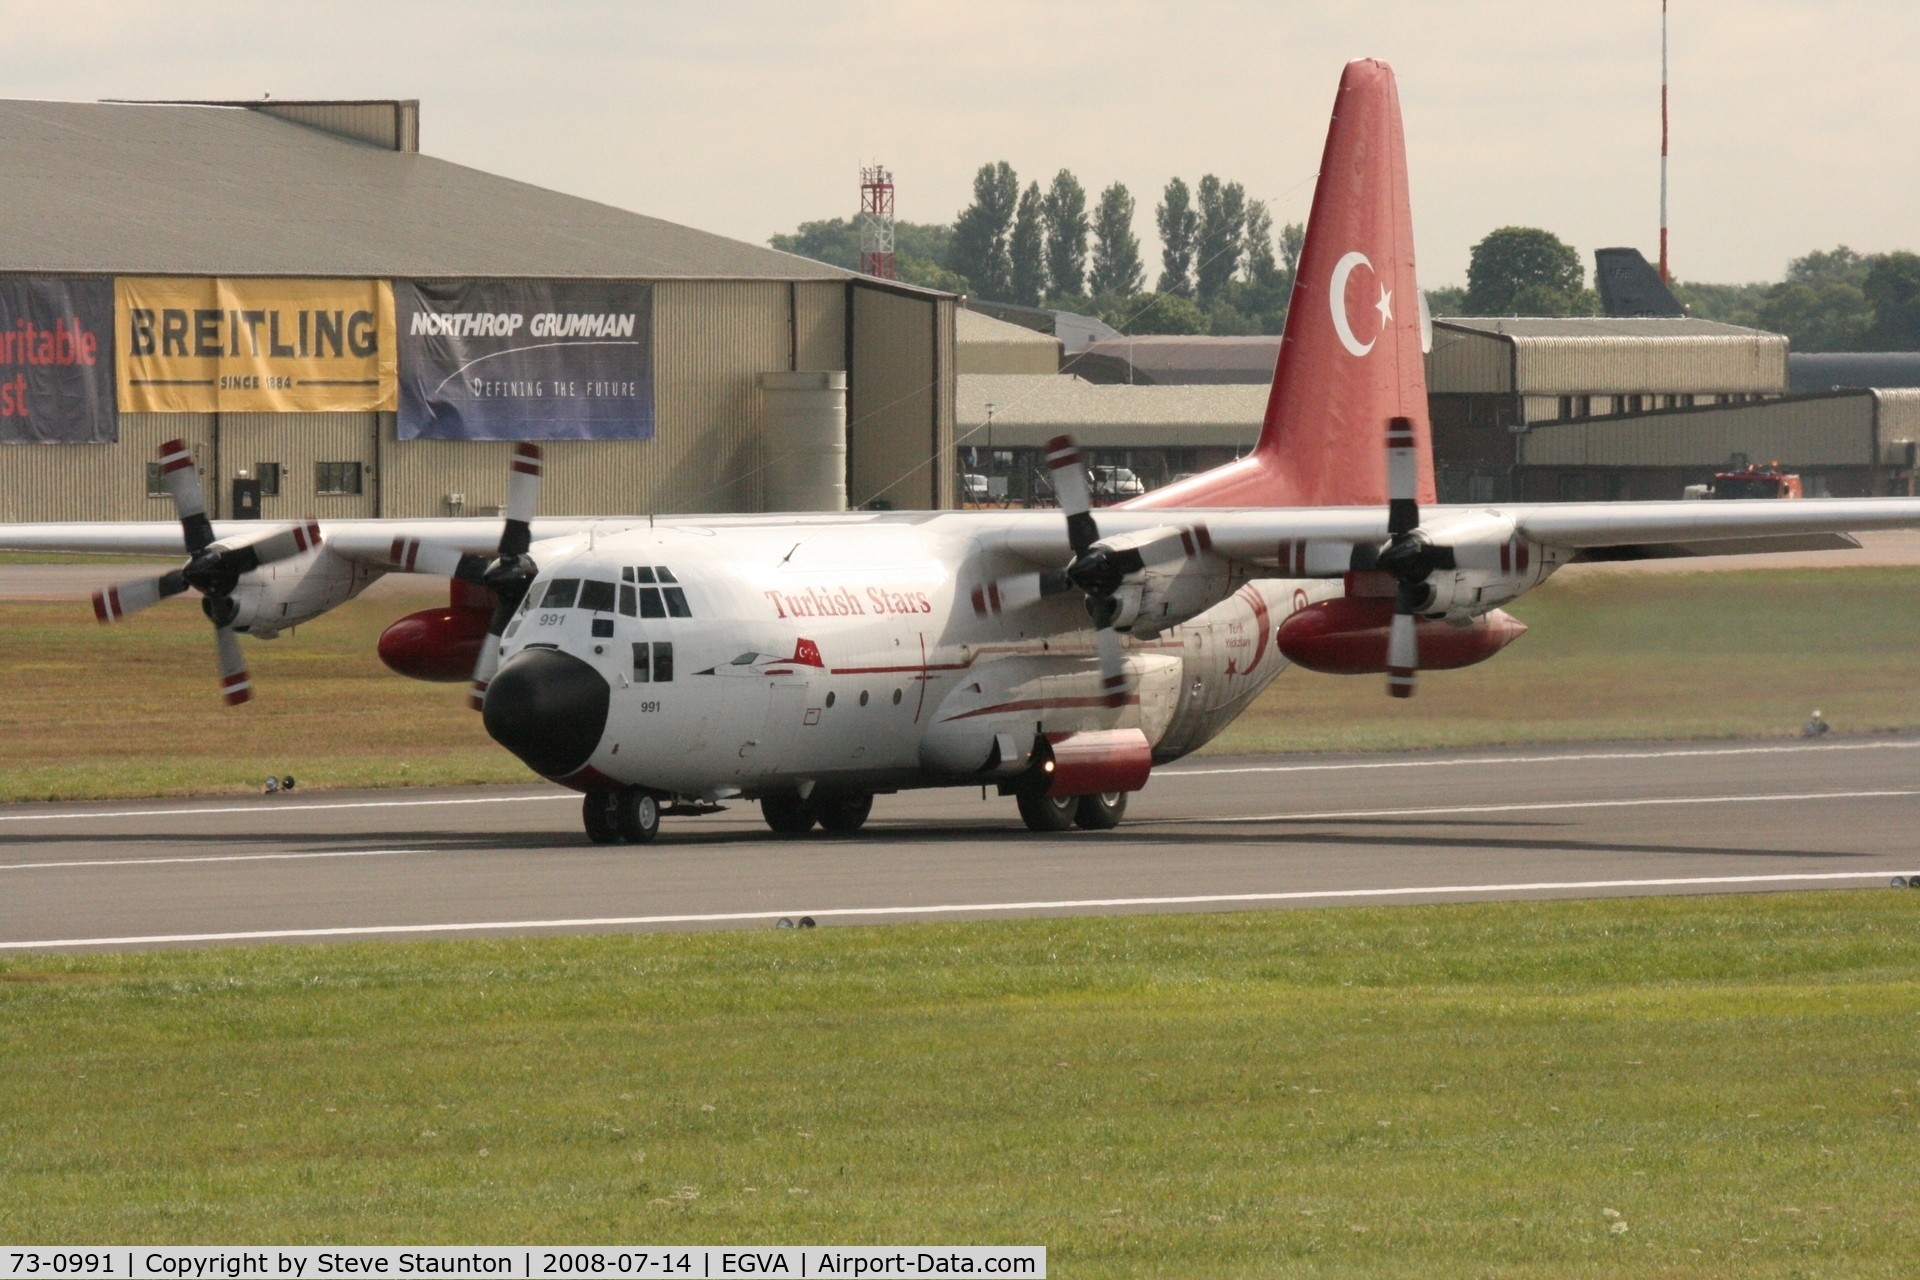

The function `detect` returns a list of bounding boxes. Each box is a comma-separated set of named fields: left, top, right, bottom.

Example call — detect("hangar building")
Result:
left=0, top=98, right=956, bottom=523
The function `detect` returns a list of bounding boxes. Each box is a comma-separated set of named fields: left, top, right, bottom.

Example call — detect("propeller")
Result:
left=92, top=439, right=323, bottom=705
left=466, top=442, right=545, bottom=711
left=1045, top=435, right=1131, bottom=708
left=1372, top=416, right=1452, bottom=699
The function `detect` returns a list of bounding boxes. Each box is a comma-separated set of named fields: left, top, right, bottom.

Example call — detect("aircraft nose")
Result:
left=482, top=646, right=611, bottom=778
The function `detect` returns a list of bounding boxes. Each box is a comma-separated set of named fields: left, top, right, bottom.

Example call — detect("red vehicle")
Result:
left=1706, top=464, right=1803, bottom=500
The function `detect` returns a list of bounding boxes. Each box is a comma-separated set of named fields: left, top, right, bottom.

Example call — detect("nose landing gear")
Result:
left=583, top=788, right=662, bottom=844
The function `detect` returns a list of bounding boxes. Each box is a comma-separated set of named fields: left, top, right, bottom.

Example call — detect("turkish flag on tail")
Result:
left=1130, top=59, right=1434, bottom=510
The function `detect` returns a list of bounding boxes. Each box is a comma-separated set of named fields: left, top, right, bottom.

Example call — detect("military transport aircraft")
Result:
left=7, top=59, right=1918, bottom=843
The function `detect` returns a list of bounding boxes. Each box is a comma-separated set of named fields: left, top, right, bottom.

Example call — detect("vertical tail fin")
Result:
left=1129, top=58, right=1435, bottom=510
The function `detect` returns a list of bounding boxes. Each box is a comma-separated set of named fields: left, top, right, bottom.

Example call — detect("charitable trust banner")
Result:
left=116, top=278, right=397, bottom=413
left=0, top=275, right=116, bottom=443
left=395, top=279, right=654, bottom=440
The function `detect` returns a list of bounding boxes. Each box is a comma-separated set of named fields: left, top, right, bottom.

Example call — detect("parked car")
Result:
left=1090, top=466, right=1146, bottom=500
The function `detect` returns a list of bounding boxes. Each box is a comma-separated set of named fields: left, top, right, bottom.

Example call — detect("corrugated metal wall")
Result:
left=1874, top=389, right=1920, bottom=450
left=794, top=281, right=845, bottom=372
left=1510, top=335, right=1787, bottom=395
left=0, top=414, right=210, bottom=522
left=223, top=412, right=380, bottom=519
left=1521, top=392, right=1877, bottom=468
left=846, top=283, right=954, bottom=510
left=1426, top=326, right=1512, bottom=393
left=253, top=101, right=418, bottom=152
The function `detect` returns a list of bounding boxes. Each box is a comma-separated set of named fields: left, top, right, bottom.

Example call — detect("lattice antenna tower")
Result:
left=859, top=164, right=896, bottom=280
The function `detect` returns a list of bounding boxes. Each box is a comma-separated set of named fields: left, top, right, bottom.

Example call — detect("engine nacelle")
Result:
left=378, top=605, right=494, bottom=682
left=1088, top=523, right=1233, bottom=638
left=1277, top=597, right=1527, bottom=674
left=1041, top=728, right=1153, bottom=797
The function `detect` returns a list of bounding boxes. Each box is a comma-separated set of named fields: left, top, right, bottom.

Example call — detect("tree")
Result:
left=1242, top=200, right=1281, bottom=289
left=1424, top=285, right=1468, bottom=316
left=1193, top=175, right=1247, bottom=301
left=1042, top=170, right=1089, bottom=300
left=1464, top=227, right=1596, bottom=315
left=947, top=162, right=1019, bottom=299
left=1278, top=221, right=1305, bottom=279
left=1009, top=183, right=1047, bottom=306
left=1156, top=178, right=1197, bottom=296
left=1090, top=182, right=1144, bottom=298
left=1100, top=291, right=1209, bottom=336
left=770, top=216, right=960, bottom=290
left=1753, top=245, right=1871, bottom=351
left=1864, top=251, right=1920, bottom=349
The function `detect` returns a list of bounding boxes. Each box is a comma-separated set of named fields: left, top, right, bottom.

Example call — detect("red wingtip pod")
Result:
left=1128, top=59, right=1434, bottom=511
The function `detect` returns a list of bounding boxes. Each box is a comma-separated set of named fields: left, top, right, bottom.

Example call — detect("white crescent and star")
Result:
left=1328, top=250, right=1393, bottom=358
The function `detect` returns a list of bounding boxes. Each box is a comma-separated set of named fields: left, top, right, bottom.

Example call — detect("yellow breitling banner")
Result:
left=116, top=278, right=397, bottom=413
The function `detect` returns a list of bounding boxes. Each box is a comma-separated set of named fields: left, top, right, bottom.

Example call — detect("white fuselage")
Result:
left=490, top=513, right=1341, bottom=800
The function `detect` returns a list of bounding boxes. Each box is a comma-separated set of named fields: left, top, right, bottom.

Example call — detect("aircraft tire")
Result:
left=1074, top=791, right=1128, bottom=830
left=812, top=792, right=873, bottom=834
left=1017, top=791, right=1079, bottom=833
left=583, top=792, right=621, bottom=844
left=762, top=793, right=818, bottom=835
left=615, top=789, right=661, bottom=844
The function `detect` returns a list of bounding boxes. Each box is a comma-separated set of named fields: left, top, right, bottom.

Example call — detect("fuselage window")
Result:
left=578, top=580, right=617, bottom=613
left=652, top=641, right=674, bottom=682
left=639, top=587, right=666, bottom=618
left=618, top=584, right=637, bottom=616
left=634, top=566, right=657, bottom=583
left=663, top=586, right=691, bottom=617
left=631, top=642, right=650, bottom=682
left=542, top=578, right=580, bottom=608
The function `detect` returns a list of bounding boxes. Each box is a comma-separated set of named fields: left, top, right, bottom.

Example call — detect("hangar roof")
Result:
left=1436, top=316, right=1772, bottom=340
left=0, top=99, right=856, bottom=280
left=956, top=374, right=1265, bottom=449
left=956, top=309, right=1061, bottom=375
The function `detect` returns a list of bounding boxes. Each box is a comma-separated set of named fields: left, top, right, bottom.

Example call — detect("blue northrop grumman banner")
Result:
left=395, top=279, right=654, bottom=441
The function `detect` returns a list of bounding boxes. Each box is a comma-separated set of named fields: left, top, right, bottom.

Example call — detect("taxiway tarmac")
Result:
left=5, top=736, right=1919, bottom=951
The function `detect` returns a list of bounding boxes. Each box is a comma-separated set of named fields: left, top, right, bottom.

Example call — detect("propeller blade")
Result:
left=92, top=570, right=189, bottom=624
left=467, top=444, right=546, bottom=711
left=1046, top=435, right=1099, bottom=555
left=1386, top=594, right=1419, bottom=700
left=227, top=519, right=324, bottom=569
left=501, top=442, right=544, bottom=557
left=157, top=438, right=216, bottom=554
left=1095, top=624, right=1129, bottom=707
left=214, top=625, right=252, bottom=706
left=1386, top=415, right=1419, bottom=537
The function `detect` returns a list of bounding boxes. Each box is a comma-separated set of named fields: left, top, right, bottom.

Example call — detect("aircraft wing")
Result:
left=993, top=498, right=1920, bottom=570
left=0, top=518, right=608, bottom=559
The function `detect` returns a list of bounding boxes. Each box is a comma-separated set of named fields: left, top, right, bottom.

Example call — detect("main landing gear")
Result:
left=1016, top=790, right=1128, bottom=833
left=583, top=788, right=661, bottom=845
left=761, top=791, right=875, bottom=836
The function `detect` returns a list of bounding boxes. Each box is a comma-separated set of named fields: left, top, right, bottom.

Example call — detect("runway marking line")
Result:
left=1162, top=787, right=1920, bottom=825
left=3, top=870, right=1914, bottom=950
left=0, top=739, right=1912, bottom=825
left=0, top=849, right=427, bottom=872
left=1160, top=738, right=1920, bottom=779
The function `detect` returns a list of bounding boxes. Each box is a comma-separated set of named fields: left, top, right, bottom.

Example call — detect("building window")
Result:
left=256, top=463, right=281, bottom=497
left=1558, top=395, right=1573, bottom=420
left=315, top=461, right=363, bottom=495
left=145, top=462, right=169, bottom=498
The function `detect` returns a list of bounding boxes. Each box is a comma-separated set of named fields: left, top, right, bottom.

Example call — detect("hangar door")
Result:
left=847, top=281, right=955, bottom=510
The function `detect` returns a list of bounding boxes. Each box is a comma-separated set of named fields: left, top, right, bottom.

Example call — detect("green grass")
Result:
left=4, top=892, right=1918, bottom=1273
left=6, top=566, right=1920, bottom=800
left=1208, top=566, right=1920, bottom=754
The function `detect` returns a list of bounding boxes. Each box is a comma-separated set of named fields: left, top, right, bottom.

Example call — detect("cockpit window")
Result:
left=542, top=578, right=579, bottom=608
left=656, top=567, right=678, bottom=583
left=663, top=586, right=690, bottom=617
left=639, top=586, right=665, bottom=618
left=633, top=566, right=657, bottom=583
left=578, top=580, right=616, bottom=613
left=618, top=584, right=637, bottom=617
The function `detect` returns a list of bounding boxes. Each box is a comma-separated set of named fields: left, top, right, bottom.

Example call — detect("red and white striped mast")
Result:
left=1659, top=0, right=1670, bottom=284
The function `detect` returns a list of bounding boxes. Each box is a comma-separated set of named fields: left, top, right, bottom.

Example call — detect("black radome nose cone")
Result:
left=483, top=647, right=611, bottom=778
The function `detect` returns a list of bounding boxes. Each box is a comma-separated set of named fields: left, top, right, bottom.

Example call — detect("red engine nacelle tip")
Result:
left=1277, top=598, right=1526, bottom=675
left=377, top=606, right=495, bottom=682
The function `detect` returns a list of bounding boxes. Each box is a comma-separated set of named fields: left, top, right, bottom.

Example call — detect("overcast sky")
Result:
left=10, top=1, right=1916, bottom=286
